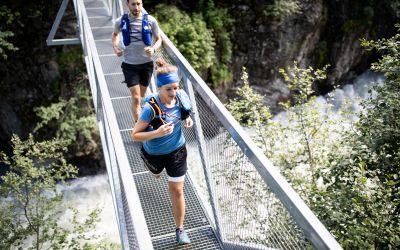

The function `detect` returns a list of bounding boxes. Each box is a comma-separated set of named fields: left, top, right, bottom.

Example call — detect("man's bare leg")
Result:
left=140, top=85, right=148, bottom=97
left=129, top=85, right=141, bottom=121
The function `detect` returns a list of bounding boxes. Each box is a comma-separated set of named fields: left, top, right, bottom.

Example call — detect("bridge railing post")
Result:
left=183, top=77, right=224, bottom=242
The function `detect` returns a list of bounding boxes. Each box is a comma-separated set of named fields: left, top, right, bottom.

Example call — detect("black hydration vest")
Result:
left=147, top=96, right=191, bottom=130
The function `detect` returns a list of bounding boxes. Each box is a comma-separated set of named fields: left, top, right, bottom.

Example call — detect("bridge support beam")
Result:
left=47, top=0, right=80, bottom=46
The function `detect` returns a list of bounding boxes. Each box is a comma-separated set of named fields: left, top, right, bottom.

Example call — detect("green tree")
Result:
left=224, top=68, right=309, bottom=247
left=33, top=74, right=98, bottom=154
left=228, top=64, right=348, bottom=197
left=226, top=26, right=400, bottom=247
left=263, top=0, right=302, bottom=21
left=0, top=5, right=19, bottom=59
left=226, top=67, right=273, bottom=139
left=198, top=0, right=233, bottom=87
left=226, top=64, right=354, bottom=247
left=154, top=4, right=215, bottom=75
left=152, top=2, right=233, bottom=87
left=313, top=27, right=400, bottom=249
left=0, top=135, right=118, bottom=249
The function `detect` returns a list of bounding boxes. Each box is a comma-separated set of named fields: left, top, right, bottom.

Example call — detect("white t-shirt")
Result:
left=114, top=13, right=160, bottom=65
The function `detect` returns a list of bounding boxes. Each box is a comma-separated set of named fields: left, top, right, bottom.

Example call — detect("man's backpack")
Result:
left=120, top=13, right=152, bottom=46
left=144, top=90, right=192, bottom=130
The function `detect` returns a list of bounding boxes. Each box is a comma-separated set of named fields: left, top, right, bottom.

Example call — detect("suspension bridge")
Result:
left=47, top=0, right=343, bottom=249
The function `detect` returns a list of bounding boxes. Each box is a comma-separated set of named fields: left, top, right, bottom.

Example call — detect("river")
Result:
left=58, top=174, right=120, bottom=245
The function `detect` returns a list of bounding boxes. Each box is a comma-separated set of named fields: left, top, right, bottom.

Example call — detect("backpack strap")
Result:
left=176, top=90, right=192, bottom=120
left=145, top=92, right=192, bottom=129
left=148, top=97, right=166, bottom=130
left=120, top=13, right=130, bottom=46
left=142, top=13, right=152, bottom=46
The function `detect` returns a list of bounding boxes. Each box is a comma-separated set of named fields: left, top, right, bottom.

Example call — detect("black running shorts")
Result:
left=140, top=145, right=188, bottom=178
left=121, top=61, right=154, bottom=88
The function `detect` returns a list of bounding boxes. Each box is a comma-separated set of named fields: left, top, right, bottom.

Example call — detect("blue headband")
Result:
left=156, top=72, right=180, bottom=87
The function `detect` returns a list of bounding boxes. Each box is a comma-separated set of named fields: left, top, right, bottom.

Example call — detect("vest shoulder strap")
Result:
left=120, top=13, right=130, bottom=46
left=148, top=96, right=162, bottom=119
left=176, top=90, right=192, bottom=120
left=147, top=96, right=165, bottom=129
left=146, top=93, right=191, bottom=128
left=141, top=13, right=152, bottom=46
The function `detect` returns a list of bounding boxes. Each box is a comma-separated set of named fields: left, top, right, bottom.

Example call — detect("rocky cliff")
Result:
left=219, top=0, right=398, bottom=110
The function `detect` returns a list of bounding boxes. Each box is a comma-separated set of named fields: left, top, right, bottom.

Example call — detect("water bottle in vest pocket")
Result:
left=120, top=13, right=130, bottom=46
left=142, top=14, right=152, bottom=46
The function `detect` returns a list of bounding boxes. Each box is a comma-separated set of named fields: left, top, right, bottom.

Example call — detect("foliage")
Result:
left=315, top=26, right=400, bottom=248
left=387, top=0, right=400, bottom=18
left=263, top=0, right=302, bottom=21
left=198, top=0, right=233, bottom=87
left=279, top=62, right=329, bottom=106
left=223, top=67, right=310, bottom=247
left=313, top=141, right=400, bottom=249
left=210, top=63, right=232, bottom=87
left=57, top=47, right=86, bottom=76
left=0, top=134, right=74, bottom=249
left=0, top=6, right=20, bottom=59
left=0, top=135, right=118, bottom=249
left=226, top=67, right=272, bottom=127
left=33, top=75, right=97, bottom=152
left=151, top=1, right=233, bottom=87
left=359, top=27, right=400, bottom=182
left=30, top=47, right=98, bottom=159
left=154, top=4, right=215, bottom=74
left=228, top=65, right=349, bottom=199
left=226, top=26, right=400, bottom=248
left=0, top=0, right=55, bottom=58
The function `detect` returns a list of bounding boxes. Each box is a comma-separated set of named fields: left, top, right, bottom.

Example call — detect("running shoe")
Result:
left=176, top=228, right=191, bottom=245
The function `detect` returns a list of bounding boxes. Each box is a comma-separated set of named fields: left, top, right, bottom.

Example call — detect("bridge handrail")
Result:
left=76, top=0, right=153, bottom=249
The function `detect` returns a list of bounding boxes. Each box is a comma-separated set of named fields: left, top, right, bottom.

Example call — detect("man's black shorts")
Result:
left=121, top=61, right=154, bottom=88
left=140, top=145, right=188, bottom=178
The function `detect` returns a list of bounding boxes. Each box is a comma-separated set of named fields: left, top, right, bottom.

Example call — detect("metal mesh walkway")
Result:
left=84, top=0, right=222, bottom=248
